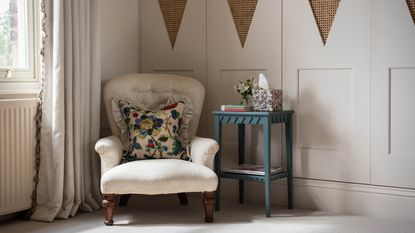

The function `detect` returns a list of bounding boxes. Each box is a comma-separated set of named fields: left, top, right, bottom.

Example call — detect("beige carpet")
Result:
left=1, top=194, right=415, bottom=233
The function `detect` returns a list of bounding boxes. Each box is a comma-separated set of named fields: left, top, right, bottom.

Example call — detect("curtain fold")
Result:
left=31, top=0, right=102, bottom=222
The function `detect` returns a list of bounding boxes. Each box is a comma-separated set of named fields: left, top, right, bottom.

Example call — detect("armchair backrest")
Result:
left=103, top=73, right=205, bottom=137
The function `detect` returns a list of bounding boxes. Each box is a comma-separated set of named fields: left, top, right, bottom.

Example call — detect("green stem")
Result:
left=149, top=135, right=159, bottom=157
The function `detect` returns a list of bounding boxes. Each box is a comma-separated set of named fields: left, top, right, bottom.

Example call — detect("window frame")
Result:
left=0, top=0, right=39, bottom=84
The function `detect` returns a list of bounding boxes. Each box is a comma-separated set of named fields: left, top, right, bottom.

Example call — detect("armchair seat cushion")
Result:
left=101, top=159, right=218, bottom=195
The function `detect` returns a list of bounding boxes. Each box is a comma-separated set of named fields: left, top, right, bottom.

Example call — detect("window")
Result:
left=0, top=0, right=37, bottom=83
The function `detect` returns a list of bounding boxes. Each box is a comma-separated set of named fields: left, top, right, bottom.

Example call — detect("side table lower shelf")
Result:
left=221, top=172, right=289, bottom=183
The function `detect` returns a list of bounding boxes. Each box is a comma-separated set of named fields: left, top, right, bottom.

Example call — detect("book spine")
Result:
left=225, top=105, right=245, bottom=108
left=223, top=108, right=246, bottom=112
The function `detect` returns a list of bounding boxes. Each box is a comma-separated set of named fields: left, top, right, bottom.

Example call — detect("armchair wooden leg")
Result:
left=177, top=193, right=188, bottom=205
left=203, top=191, right=215, bottom=223
left=102, top=194, right=116, bottom=226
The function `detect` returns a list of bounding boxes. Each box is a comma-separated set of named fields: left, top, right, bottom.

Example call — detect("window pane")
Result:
left=0, top=0, right=28, bottom=69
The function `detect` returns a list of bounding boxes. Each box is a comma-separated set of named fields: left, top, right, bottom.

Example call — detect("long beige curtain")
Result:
left=31, top=0, right=102, bottom=222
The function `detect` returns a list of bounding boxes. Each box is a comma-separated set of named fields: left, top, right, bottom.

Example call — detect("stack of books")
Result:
left=223, top=164, right=285, bottom=176
left=220, top=104, right=252, bottom=112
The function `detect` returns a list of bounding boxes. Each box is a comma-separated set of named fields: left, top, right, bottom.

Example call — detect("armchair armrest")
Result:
left=190, top=136, right=219, bottom=170
left=95, top=135, right=123, bottom=175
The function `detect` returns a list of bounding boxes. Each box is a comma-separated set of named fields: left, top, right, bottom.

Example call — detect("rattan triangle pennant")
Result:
left=228, top=0, right=258, bottom=48
left=158, top=0, right=187, bottom=49
left=408, top=0, right=415, bottom=25
left=309, top=0, right=340, bottom=45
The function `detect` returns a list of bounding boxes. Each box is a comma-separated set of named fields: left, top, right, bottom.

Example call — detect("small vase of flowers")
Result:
left=234, top=78, right=254, bottom=106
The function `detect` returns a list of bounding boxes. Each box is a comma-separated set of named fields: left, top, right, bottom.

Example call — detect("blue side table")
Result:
left=213, top=110, right=294, bottom=217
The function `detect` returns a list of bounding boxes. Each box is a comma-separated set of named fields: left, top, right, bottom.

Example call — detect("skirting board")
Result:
left=220, top=178, right=415, bottom=221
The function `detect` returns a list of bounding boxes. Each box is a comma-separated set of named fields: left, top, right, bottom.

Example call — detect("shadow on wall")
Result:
left=292, top=85, right=354, bottom=210
left=100, top=79, right=112, bottom=137
left=296, top=86, right=348, bottom=179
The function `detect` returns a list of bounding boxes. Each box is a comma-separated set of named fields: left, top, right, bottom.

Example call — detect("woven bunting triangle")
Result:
left=408, top=0, right=415, bottom=25
left=228, top=0, right=258, bottom=48
left=158, top=0, right=187, bottom=49
left=309, top=0, right=340, bottom=45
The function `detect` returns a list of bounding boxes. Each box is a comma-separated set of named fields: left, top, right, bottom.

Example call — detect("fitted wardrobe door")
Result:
left=283, top=0, right=371, bottom=183
left=372, top=0, right=415, bottom=188
left=206, top=0, right=282, bottom=173
left=140, top=0, right=207, bottom=135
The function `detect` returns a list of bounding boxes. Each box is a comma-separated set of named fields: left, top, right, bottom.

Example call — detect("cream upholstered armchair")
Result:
left=95, top=73, right=219, bottom=225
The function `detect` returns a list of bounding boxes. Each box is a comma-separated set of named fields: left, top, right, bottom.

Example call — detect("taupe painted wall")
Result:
left=100, top=0, right=140, bottom=134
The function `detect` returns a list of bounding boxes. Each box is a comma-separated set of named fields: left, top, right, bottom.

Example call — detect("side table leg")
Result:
left=238, top=124, right=245, bottom=204
left=214, top=115, right=222, bottom=211
left=286, top=117, right=293, bottom=209
left=263, top=119, right=271, bottom=217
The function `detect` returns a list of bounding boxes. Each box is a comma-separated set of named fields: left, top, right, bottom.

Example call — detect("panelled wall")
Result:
left=103, top=0, right=415, bottom=218
left=101, top=0, right=140, bottom=135
left=283, top=0, right=371, bottom=184
left=371, top=0, right=415, bottom=189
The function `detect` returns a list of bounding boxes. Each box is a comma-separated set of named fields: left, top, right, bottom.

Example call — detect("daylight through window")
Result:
left=0, top=0, right=28, bottom=69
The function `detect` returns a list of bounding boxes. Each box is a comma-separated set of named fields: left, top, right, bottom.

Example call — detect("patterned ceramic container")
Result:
left=252, top=88, right=283, bottom=111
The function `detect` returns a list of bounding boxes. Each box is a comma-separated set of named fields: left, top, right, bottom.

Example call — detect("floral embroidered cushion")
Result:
left=112, top=95, right=193, bottom=153
left=117, top=99, right=188, bottom=162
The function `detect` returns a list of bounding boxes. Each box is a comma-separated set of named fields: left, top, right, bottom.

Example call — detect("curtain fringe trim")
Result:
left=28, top=0, right=47, bottom=218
